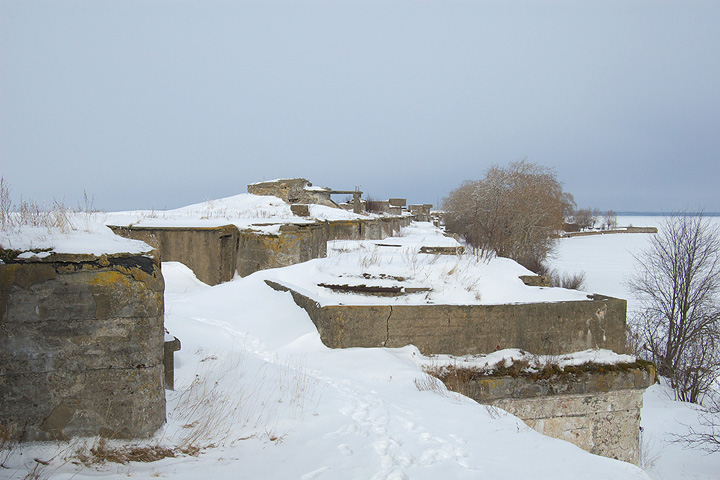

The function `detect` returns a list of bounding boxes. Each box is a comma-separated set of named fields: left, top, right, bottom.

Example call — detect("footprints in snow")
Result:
left=309, top=380, right=473, bottom=480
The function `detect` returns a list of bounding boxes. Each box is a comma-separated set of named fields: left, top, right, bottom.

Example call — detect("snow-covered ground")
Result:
left=2, top=215, right=719, bottom=479
left=272, top=222, right=591, bottom=306
left=0, top=212, right=152, bottom=256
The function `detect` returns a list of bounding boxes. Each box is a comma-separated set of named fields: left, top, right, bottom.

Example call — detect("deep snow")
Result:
left=2, top=215, right=719, bottom=479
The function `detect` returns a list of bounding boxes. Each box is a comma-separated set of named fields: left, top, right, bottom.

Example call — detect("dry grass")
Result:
left=0, top=177, right=100, bottom=237
left=73, top=438, right=178, bottom=466
left=0, top=425, right=17, bottom=469
left=413, top=374, right=450, bottom=397
left=168, top=352, right=322, bottom=451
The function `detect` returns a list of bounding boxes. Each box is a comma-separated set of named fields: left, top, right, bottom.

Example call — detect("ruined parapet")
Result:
left=323, top=217, right=412, bottom=241
left=435, top=362, right=655, bottom=464
left=388, top=198, right=406, bottom=208
left=110, top=222, right=329, bottom=284
left=0, top=251, right=166, bottom=441
left=109, top=225, right=239, bottom=286
left=409, top=204, right=433, bottom=222
left=236, top=223, right=327, bottom=277
left=248, top=178, right=337, bottom=208
left=379, top=216, right=412, bottom=238
left=265, top=281, right=629, bottom=356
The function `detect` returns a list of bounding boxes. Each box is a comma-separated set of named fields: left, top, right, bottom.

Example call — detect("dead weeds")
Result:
left=72, top=438, right=205, bottom=467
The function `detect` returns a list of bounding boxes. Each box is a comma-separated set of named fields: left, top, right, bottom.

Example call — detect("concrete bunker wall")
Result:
left=236, top=223, right=327, bottom=277
left=0, top=252, right=166, bottom=441
left=438, top=365, right=655, bottom=464
left=110, top=216, right=411, bottom=284
left=110, top=225, right=239, bottom=286
left=266, top=282, right=629, bottom=356
left=325, top=217, right=412, bottom=241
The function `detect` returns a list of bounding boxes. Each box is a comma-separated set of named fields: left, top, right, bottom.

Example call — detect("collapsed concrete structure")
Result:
left=439, top=361, right=655, bottom=464
left=266, top=281, right=628, bottom=355
left=248, top=178, right=340, bottom=209
left=0, top=250, right=166, bottom=441
left=248, top=178, right=365, bottom=214
left=1, top=178, right=650, bottom=464
left=109, top=179, right=413, bottom=285
left=264, top=256, right=651, bottom=465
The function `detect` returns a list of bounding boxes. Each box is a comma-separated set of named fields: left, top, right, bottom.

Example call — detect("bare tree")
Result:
left=603, top=210, right=618, bottom=230
left=443, top=160, right=575, bottom=272
left=628, top=213, right=720, bottom=403
left=573, top=208, right=602, bottom=230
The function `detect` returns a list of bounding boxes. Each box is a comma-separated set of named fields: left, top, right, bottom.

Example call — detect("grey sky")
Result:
left=2, top=0, right=719, bottom=212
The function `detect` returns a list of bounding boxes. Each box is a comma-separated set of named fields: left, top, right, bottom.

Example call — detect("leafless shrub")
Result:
left=544, top=269, right=586, bottom=290
left=443, top=159, right=575, bottom=272
left=603, top=210, right=618, bottom=230
left=627, top=212, right=720, bottom=404
left=671, top=397, right=720, bottom=453
left=573, top=208, right=601, bottom=230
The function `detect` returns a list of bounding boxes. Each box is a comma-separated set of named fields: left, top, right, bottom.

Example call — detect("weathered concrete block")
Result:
left=248, top=178, right=337, bottom=207
left=437, top=364, right=655, bottom=464
left=0, top=252, right=166, bottom=441
left=269, top=282, right=629, bottom=356
left=290, top=204, right=311, bottom=217
left=236, top=223, right=327, bottom=277
left=112, top=222, right=328, bottom=283
left=110, top=225, right=238, bottom=286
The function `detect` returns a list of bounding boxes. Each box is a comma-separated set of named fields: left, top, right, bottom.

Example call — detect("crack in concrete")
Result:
left=384, top=305, right=392, bottom=347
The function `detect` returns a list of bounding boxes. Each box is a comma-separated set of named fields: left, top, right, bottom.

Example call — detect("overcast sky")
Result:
left=2, top=0, right=719, bottom=213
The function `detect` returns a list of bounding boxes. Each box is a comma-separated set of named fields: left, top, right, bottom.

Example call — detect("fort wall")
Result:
left=0, top=251, right=166, bottom=441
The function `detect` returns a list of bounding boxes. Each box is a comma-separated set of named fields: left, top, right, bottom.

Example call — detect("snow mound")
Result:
left=1, top=213, right=153, bottom=256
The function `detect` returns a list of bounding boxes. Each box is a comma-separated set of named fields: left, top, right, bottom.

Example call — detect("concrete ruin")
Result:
left=248, top=178, right=365, bottom=214
left=109, top=223, right=328, bottom=285
left=109, top=217, right=414, bottom=285
left=264, top=267, right=649, bottom=465
left=1, top=178, right=649, bottom=462
left=108, top=179, right=413, bottom=284
left=0, top=250, right=166, bottom=441
left=409, top=204, right=433, bottom=222
left=437, top=362, right=655, bottom=464
left=248, top=178, right=339, bottom=208
left=265, top=281, right=629, bottom=356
